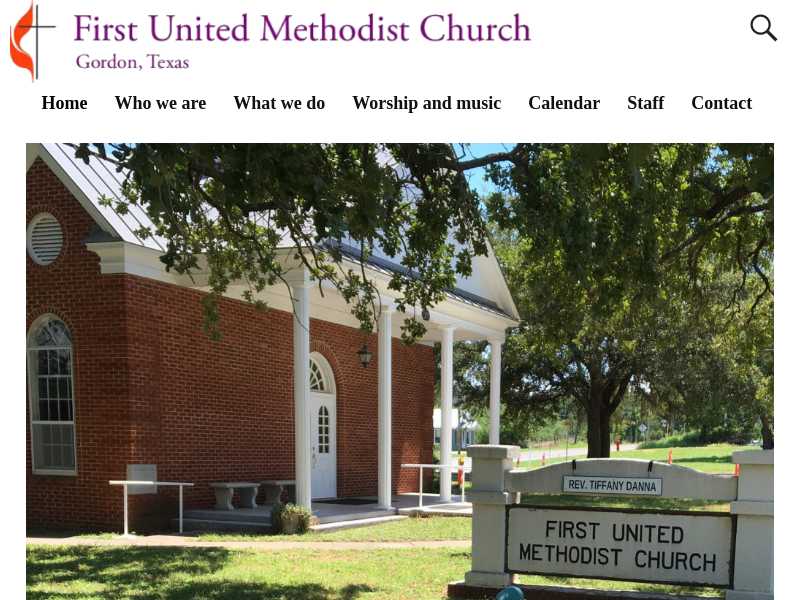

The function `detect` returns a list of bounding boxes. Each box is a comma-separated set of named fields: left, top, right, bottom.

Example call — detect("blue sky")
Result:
left=460, top=143, right=512, bottom=197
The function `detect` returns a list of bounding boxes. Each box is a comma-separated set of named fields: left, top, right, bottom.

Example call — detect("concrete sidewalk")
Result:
left=26, top=535, right=471, bottom=552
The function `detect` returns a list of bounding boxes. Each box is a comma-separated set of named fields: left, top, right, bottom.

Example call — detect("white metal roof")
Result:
left=27, top=143, right=519, bottom=322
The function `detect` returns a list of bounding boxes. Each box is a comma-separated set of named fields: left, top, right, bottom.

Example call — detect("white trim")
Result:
left=309, top=352, right=337, bottom=395
left=86, top=240, right=515, bottom=342
left=86, top=242, right=190, bottom=284
left=27, top=314, right=78, bottom=476
left=29, top=468, right=77, bottom=477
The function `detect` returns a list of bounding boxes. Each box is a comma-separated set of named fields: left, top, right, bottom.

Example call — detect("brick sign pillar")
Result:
left=464, top=444, right=520, bottom=588
left=727, top=450, right=774, bottom=600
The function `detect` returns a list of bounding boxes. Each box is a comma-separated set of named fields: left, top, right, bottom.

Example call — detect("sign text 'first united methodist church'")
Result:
left=506, top=507, right=733, bottom=586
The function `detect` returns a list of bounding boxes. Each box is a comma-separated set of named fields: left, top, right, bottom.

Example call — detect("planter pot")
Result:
left=281, top=513, right=303, bottom=535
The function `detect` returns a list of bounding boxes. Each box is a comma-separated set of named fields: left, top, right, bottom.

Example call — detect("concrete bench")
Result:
left=261, top=480, right=295, bottom=506
left=210, top=482, right=259, bottom=510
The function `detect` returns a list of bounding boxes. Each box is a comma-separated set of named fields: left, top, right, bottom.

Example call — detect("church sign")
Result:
left=505, top=506, right=733, bottom=586
left=562, top=475, right=662, bottom=496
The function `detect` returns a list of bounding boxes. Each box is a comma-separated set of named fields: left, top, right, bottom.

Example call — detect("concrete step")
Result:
left=315, top=507, right=398, bottom=524
left=172, top=517, right=272, bottom=534
left=311, top=514, right=407, bottom=532
left=176, top=504, right=398, bottom=533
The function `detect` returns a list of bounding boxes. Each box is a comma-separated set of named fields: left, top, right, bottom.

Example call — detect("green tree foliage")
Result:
left=475, top=144, right=772, bottom=457
left=74, top=143, right=487, bottom=342
left=77, top=143, right=772, bottom=456
left=644, top=268, right=774, bottom=446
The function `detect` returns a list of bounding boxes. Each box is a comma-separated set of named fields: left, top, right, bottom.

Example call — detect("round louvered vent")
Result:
left=27, top=213, right=64, bottom=265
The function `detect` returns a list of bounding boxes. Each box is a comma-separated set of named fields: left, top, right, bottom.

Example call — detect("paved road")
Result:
left=454, top=443, right=638, bottom=468
left=518, top=443, right=638, bottom=462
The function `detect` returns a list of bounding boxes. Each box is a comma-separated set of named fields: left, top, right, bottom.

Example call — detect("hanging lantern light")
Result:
left=356, top=343, right=373, bottom=368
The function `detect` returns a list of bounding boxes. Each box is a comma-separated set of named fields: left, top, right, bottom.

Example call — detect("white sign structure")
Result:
left=506, top=507, right=733, bottom=586
left=563, top=475, right=662, bottom=496
left=455, top=446, right=773, bottom=600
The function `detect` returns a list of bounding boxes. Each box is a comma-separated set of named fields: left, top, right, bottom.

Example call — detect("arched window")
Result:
left=27, top=316, right=76, bottom=474
left=309, top=358, right=328, bottom=392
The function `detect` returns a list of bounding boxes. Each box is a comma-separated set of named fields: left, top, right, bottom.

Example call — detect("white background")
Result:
left=507, top=507, right=732, bottom=585
left=1, top=0, right=796, bottom=597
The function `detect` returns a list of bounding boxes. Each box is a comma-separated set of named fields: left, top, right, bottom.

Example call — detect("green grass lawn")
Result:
left=519, top=443, right=753, bottom=474
left=26, top=545, right=723, bottom=599
left=28, top=445, right=745, bottom=598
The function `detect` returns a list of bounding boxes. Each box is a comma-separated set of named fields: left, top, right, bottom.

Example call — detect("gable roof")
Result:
left=28, top=143, right=165, bottom=251
left=27, top=143, right=519, bottom=322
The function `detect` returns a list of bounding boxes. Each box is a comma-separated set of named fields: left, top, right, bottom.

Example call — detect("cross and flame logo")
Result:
left=10, top=2, right=55, bottom=81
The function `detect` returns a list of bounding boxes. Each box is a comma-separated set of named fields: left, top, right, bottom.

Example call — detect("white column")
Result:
left=726, top=450, right=774, bottom=600
left=489, top=339, right=503, bottom=445
left=378, top=306, right=393, bottom=509
left=293, top=282, right=312, bottom=510
left=439, top=326, right=455, bottom=502
left=464, top=444, right=519, bottom=589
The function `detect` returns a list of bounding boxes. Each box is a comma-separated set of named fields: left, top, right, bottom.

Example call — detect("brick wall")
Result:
left=26, top=158, right=435, bottom=532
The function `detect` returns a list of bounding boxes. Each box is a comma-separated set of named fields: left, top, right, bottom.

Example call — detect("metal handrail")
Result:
left=109, top=480, right=194, bottom=535
left=401, top=463, right=471, bottom=507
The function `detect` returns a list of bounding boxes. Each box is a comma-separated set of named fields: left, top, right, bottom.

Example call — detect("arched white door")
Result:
left=309, top=354, right=337, bottom=499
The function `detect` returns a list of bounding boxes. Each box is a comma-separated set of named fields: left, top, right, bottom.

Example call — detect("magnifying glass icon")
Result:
left=751, top=14, right=777, bottom=41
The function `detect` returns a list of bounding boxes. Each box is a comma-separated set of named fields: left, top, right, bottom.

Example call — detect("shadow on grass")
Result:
left=27, top=582, right=376, bottom=600
left=27, top=546, right=376, bottom=600
left=159, top=582, right=374, bottom=600
left=27, top=546, right=230, bottom=590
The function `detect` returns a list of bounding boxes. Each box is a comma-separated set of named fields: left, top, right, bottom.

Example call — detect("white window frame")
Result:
left=309, top=353, right=337, bottom=395
left=309, top=358, right=328, bottom=392
left=27, top=315, right=77, bottom=476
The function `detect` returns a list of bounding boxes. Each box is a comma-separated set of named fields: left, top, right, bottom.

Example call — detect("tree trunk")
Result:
left=760, top=414, right=774, bottom=450
left=573, top=410, right=583, bottom=444
left=582, top=365, right=631, bottom=458
left=586, top=397, right=612, bottom=458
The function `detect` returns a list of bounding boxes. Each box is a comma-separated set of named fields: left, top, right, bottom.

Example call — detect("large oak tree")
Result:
left=78, top=143, right=772, bottom=456
left=475, top=144, right=773, bottom=456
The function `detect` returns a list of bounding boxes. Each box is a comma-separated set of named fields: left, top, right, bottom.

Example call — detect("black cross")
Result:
left=17, top=4, right=56, bottom=80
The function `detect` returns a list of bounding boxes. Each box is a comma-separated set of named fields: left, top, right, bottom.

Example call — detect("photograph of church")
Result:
left=25, top=143, right=518, bottom=531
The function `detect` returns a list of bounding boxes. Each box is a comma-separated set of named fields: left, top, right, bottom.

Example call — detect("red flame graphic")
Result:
left=10, top=2, right=34, bottom=80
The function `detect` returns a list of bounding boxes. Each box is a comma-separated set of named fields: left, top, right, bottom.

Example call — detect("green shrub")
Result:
left=638, top=428, right=755, bottom=449
left=273, top=503, right=312, bottom=535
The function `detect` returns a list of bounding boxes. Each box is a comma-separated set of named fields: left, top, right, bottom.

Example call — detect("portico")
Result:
left=26, top=141, right=520, bottom=530
left=285, top=252, right=517, bottom=511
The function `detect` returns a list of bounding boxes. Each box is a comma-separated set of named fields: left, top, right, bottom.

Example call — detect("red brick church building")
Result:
left=25, top=144, right=518, bottom=531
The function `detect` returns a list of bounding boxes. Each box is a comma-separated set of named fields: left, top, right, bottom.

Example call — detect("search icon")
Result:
left=751, top=14, right=777, bottom=41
